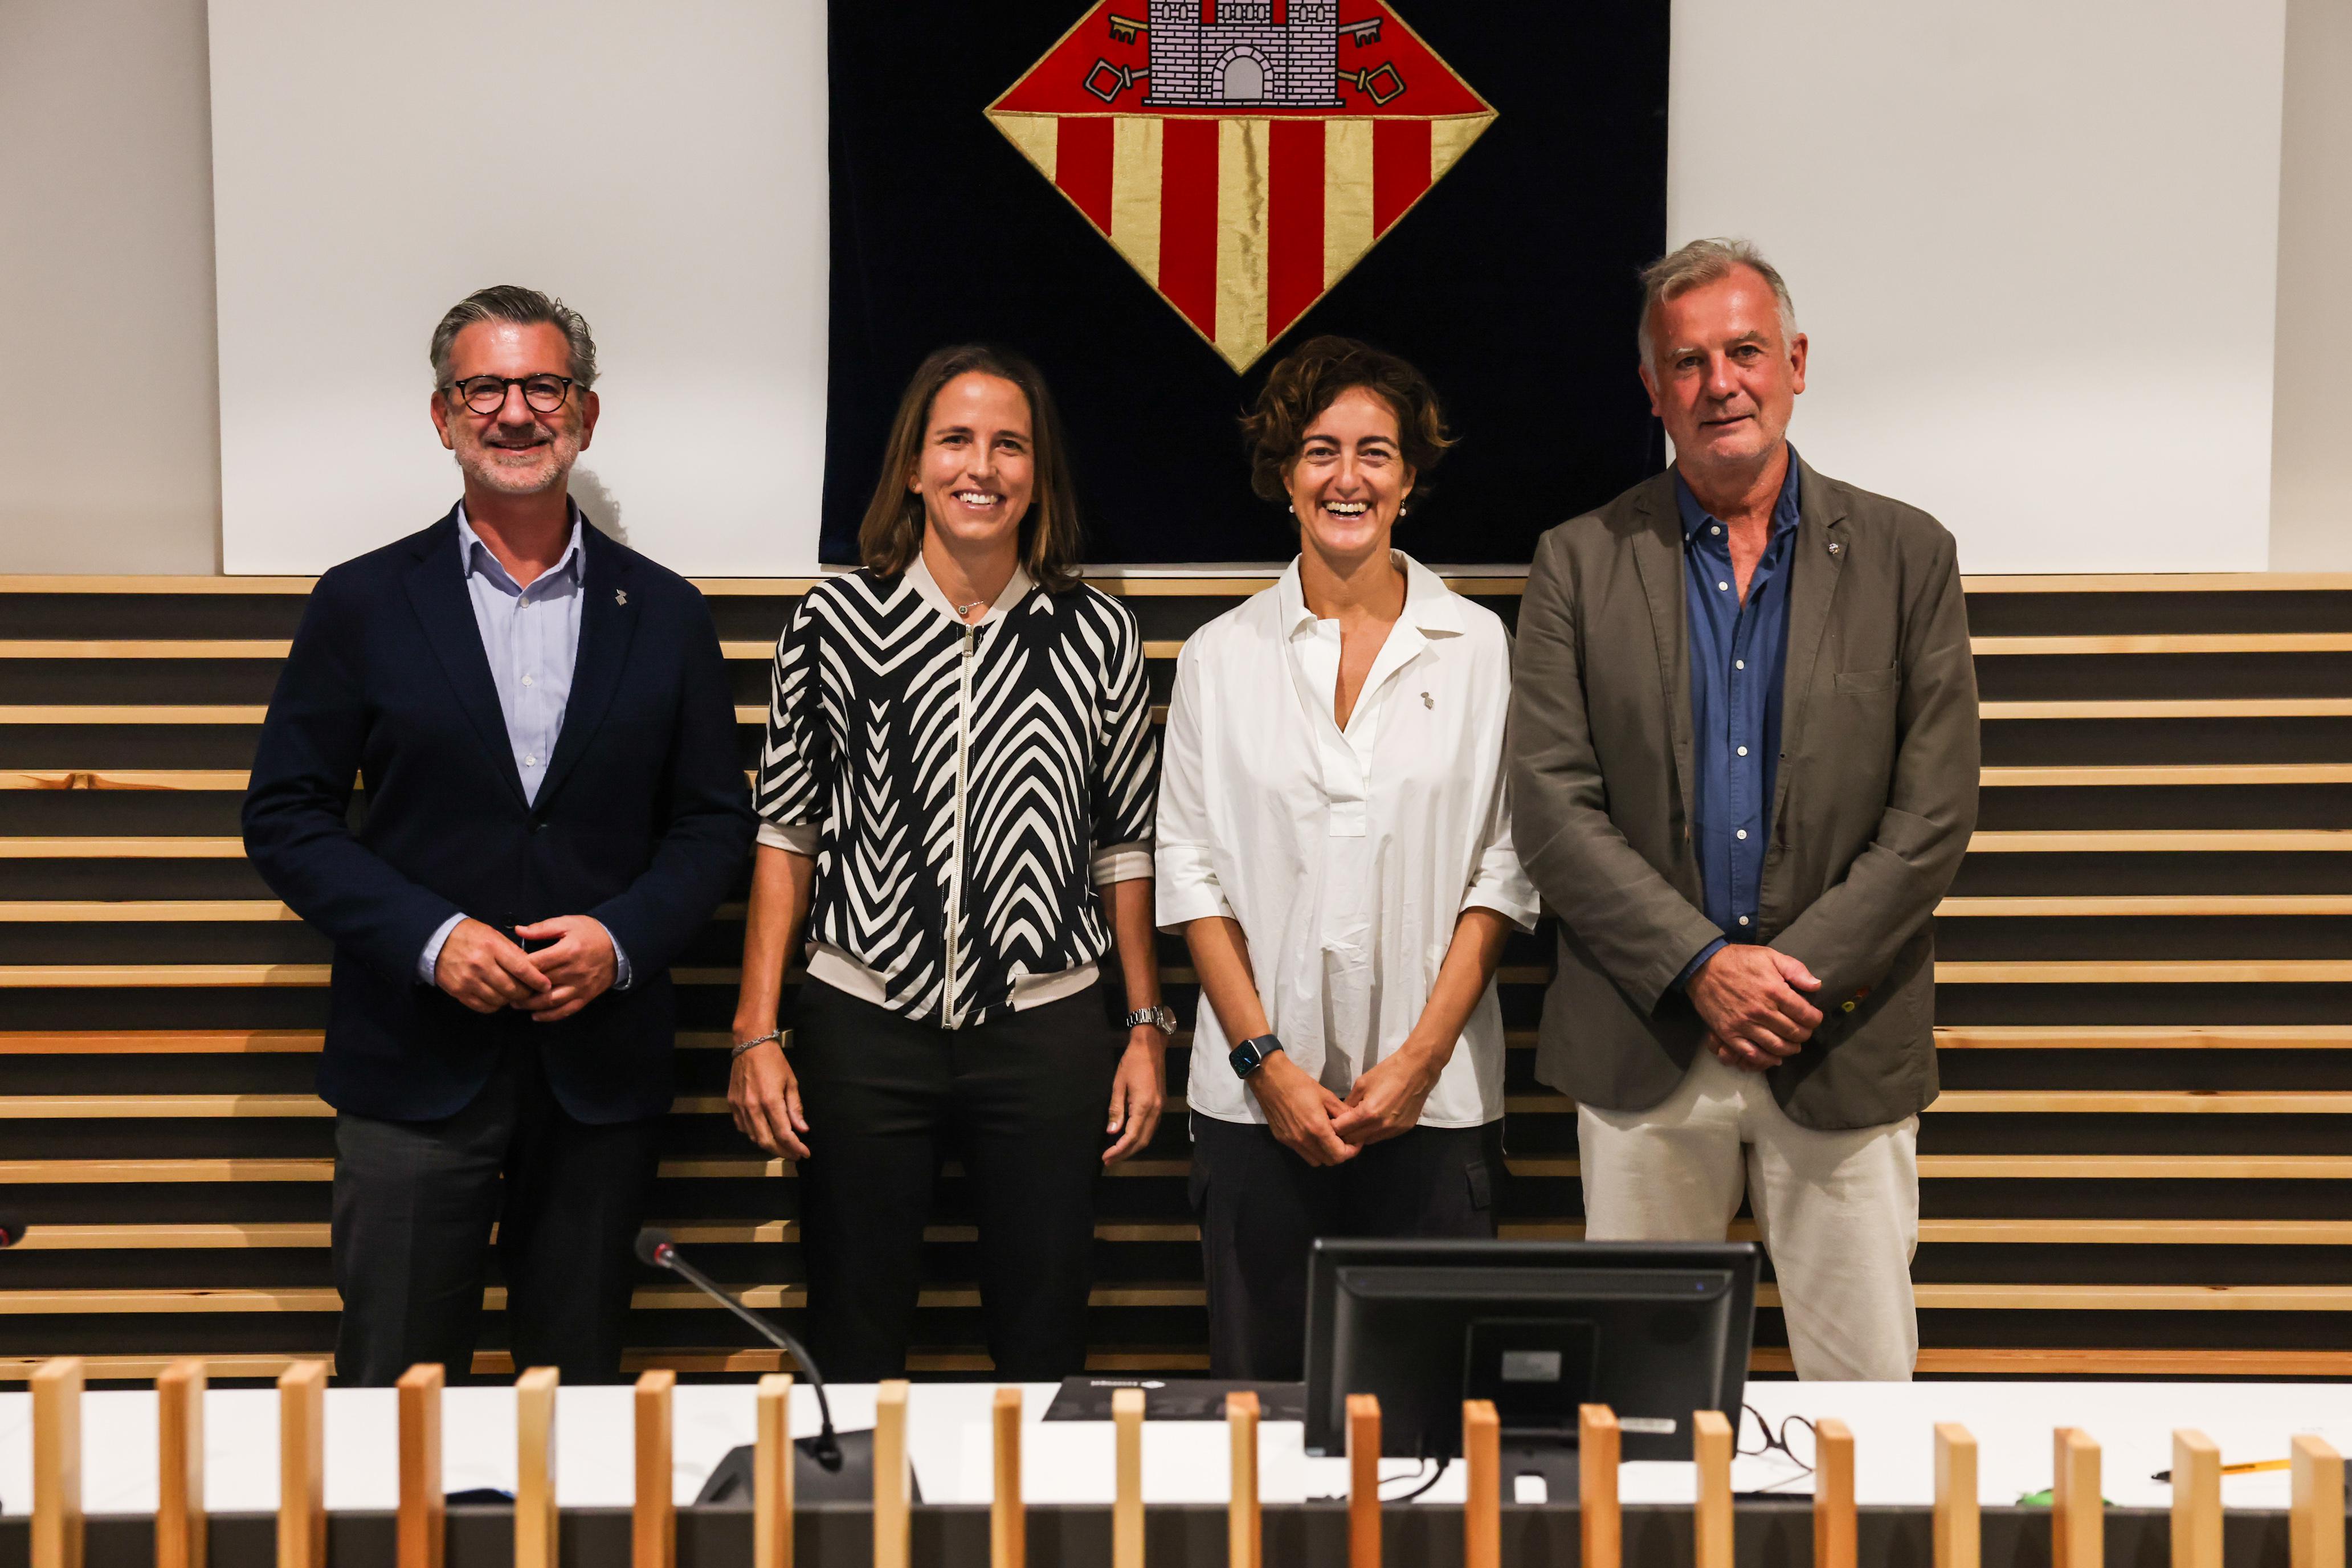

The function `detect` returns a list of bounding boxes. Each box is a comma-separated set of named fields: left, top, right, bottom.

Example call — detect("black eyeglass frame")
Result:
left=1736, top=1404, right=1818, bottom=1475
left=442, top=374, right=579, bottom=415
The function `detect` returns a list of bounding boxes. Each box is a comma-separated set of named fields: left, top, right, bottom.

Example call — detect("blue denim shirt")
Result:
left=1673, top=454, right=1802, bottom=988
left=415, top=504, right=630, bottom=989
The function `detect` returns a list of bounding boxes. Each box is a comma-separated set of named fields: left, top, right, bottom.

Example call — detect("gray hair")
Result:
left=429, top=285, right=598, bottom=389
left=1638, top=239, right=1799, bottom=377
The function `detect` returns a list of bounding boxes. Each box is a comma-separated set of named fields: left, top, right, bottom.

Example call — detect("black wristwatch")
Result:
left=1229, top=1034, right=1283, bottom=1079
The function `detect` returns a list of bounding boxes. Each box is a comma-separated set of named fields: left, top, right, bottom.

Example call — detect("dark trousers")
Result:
left=330, top=1040, right=663, bottom=1385
left=1193, top=1114, right=1505, bottom=1379
left=793, top=978, right=1121, bottom=1382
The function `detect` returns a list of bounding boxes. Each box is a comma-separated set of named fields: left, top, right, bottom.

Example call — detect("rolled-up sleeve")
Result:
left=1088, top=595, right=1159, bottom=885
left=1152, top=640, right=1234, bottom=930
left=753, top=598, right=830, bottom=847
left=1463, top=672, right=1541, bottom=932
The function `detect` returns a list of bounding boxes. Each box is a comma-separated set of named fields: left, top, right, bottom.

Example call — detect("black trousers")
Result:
left=793, top=978, right=1122, bottom=1382
left=1192, top=1114, right=1505, bottom=1380
left=330, top=1040, right=663, bottom=1385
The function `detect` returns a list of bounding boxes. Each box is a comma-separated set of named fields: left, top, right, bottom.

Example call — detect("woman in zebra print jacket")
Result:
left=726, top=346, right=1169, bottom=1381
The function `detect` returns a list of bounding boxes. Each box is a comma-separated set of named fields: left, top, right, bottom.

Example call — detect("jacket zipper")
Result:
left=942, top=620, right=978, bottom=1027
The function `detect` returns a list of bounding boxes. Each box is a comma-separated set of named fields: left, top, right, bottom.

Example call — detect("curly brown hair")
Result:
left=1241, top=335, right=1455, bottom=509
left=858, top=344, right=1083, bottom=591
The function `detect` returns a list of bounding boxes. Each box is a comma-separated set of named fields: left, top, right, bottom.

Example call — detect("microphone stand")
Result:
left=635, top=1228, right=914, bottom=1504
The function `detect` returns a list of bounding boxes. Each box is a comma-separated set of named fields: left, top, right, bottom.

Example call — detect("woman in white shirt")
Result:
left=1155, top=336, right=1540, bottom=1378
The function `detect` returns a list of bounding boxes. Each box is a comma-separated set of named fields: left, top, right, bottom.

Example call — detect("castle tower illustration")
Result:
left=1142, top=0, right=1342, bottom=107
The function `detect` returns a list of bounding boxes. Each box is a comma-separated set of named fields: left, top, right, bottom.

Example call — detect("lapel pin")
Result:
left=1421, top=691, right=1434, bottom=708
left=1827, top=542, right=1841, bottom=554
left=615, top=588, right=628, bottom=607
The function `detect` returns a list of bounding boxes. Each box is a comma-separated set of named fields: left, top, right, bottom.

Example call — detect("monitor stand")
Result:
left=1498, top=1439, right=1582, bottom=1504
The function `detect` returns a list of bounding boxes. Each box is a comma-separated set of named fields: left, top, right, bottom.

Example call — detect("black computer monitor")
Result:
left=1302, top=1239, right=1760, bottom=1480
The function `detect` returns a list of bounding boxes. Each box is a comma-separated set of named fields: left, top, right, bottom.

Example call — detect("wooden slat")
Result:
left=1900, top=1285, right=2352, bottom=1312
left=1508, top=1155, right=2352, bottom=1179
left=0, top=839, right=250, bottom=858
left=0, top=771, right=250, bottom=791
left=1693, top=1410, right=1733, bottom=1568
left=0, top=1095, right=333, bottom=1118
left=2292, top=1435, right=2344, bottom=1568
left=1501, top=1088, right=2352, bottom=1116
left=1959, top=571, right=2352, bottom=591
left=0, top=965, right=332, bottom=986
left=1815, top=1418, right=1855, bottom=1568
left=397, top=1364, right=444, bottom=1568
left=2053, top=1427, right=2100, bottom=1568
left=757, top=1374, right=794, bottom=1568
left=1979, top=763, right=2352, bottom=786
left=989, top=1387, right=1019, bottom=1568
left=634, top=1370, right=676, bottom=1568
left=1111, top=1389, right=1144, bottom=1568
left=0, top=706, right=268, bottom=724
left=0, top=901, right=301, bottom=921
left=1967, top=830, right=2352, bottom=852
left=1937, top=894, right=2352, bottom=915
left=873, top=1381, right=910, bottom=1568
left=1580, top=1406, right=1621, bottom=1568
left=0, top=640, right=292, bottom=658
left=1937, top=960, right=2352, bottom=983
left=1983, top=699, right=2352, bottom=719
left=32, top=1357, right=83, bottom=1568
left=1972, top=632, right=2352, bottom=654
left=515, top=1369, right=558, bottom=1568
left=1347, top=1396, right=1380, bottom=1568
left=1935, top=1424, right=1979, bottom=1568
left=157, top=1360, right=205, bottom=1568
left=1464, top=1400, right=1502, bottom=1568
left=277, top=1362, right=326, bottom=1568
left=1227, top=1391, right=1261, bottom=1568
left=2173, top=1431, right=2222, bottom=1568
left=1934, top=1024, right=2352, bottom=1050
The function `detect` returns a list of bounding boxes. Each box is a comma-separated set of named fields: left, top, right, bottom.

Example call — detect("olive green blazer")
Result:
left=1507, top=458, right=1981, bottom=1131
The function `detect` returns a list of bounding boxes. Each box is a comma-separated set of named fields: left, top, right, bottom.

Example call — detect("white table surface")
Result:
left=0, top=1381, right=2343, bottom=1516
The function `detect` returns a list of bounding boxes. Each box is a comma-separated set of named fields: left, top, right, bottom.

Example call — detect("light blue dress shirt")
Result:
left=416, top=505, right=631, bottom=989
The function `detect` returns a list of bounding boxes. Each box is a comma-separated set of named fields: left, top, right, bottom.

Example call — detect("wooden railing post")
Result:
left=1112, top=1388, right=1145, bottom=1568
left=1345, top=1396, right=1380, bottom=1568
left=1814, top=1418, right=1855, bottom=1568
left=634, top=1371, right=677, bottom=1568
left=1934, top=1423, right=1979, bottom=1568
left=2171, top=1431, right=2222, bottom=1568
left=990, top=1387, right=1022, bottom=1568
left=1579, top=1404, right=1621, bottom=1568
left=874, top=1380, right=912, bottom=1568
left=157, top=1359, right=207, bottom=1568
left=398, top=1365, right=446, bottom=1568
left=1463, top=1400, right=1501, bottom=1568
left=755, top=1374, right=794, bottom=1568
left=2052, top=1426, right=2102, bottom=1568
left=32, top=1357, right=84, bottom=1568
left=514, top=1369, right=560, bottom=1568
left=277, top=1362, right=326, bottom=1568
left=1226, top=1392, right=1260, bottom=1568
left=2292, top=1434, right=2344, bottom=1568
left=1693, top=1411, right=1733, bottom=1568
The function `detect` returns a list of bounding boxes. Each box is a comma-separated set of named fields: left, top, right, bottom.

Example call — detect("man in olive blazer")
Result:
left=1509, top=241, right=1979, bottom=1379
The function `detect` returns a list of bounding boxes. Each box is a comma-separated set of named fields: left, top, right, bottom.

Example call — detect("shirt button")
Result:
left=521, top=674, right=534, bottom=687
left=1710, top=525, right=1721, bottom=536
left=1738, top=916, right=1750, bottom=926
left=1734, top=659, right=1745, bottom=670
left=1736, top=829, right=1749, bottom=840
left=1717, top=581, right=1730, bottom=591
left=524, top=754, right=538, bottom=767
left=1737, top=745, right=1749, bottom=756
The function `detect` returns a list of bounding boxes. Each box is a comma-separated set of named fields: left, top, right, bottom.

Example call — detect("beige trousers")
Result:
left=1575, top=1052, right=1920, bottom=1381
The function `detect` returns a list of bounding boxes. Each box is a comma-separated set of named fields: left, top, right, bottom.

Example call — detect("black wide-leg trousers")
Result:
left=793, top=978, right=1122, bottom=1382
left=1191, top=1114, right=1506, bottom=1380
left=330, top=1042, right=663, bottom=1385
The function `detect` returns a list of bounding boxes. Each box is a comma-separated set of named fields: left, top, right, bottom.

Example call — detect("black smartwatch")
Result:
left=1228, top=1034, right=1283, bottom=1079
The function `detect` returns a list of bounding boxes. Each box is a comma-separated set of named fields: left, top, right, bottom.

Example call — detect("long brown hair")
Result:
left=857, top=345, right=1083, bottom=590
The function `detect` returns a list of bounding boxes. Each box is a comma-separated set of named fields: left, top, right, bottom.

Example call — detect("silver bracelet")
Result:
left=730, top=1029, right=785, bottom=1059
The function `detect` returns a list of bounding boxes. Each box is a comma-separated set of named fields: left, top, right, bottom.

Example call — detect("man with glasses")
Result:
left=243, top=286, right=753, bottom=1382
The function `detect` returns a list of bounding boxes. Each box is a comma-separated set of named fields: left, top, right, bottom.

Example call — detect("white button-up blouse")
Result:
left=1154, top=552, right=1540, bottom=1128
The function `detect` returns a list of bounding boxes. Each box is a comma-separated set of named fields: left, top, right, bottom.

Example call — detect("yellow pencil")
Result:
left=2150, top=1458, right=2292, bottom=1481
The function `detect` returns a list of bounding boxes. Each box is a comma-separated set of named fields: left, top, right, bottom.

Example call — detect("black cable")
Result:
left=1379, top=1456, right=1451, bottom=1503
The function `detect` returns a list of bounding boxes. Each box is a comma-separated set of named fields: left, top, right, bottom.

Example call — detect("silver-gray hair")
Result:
left=429, top=285, right=598, bottom=389
left=1637, top=239, right=1799, bottom=377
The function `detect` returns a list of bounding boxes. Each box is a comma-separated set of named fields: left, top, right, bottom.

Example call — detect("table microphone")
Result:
left=633, top=1227, right=913, bottom=1504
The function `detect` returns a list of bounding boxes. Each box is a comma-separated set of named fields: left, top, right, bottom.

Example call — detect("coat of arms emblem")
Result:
left=987, top=2, right=1496, bottom=371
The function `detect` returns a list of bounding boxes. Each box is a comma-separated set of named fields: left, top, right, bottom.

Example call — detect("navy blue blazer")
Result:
left=242, top=509, right=756, bottom=1124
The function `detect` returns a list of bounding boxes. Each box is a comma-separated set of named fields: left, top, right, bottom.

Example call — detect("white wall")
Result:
left=0, top=0, right=222, bottom=573
left=2268, top=0, right=2352, bottom=571
left=207, top=1, right=830, bottom=575
left=1669, top=0, right=2289, bottom=573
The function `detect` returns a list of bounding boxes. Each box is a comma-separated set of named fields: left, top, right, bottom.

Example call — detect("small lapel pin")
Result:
left=1827, top=542, right=1841, bottom=555
left=1420, top=691, right=1434, bottom=708
left=614, top=588, right=628, bottom=607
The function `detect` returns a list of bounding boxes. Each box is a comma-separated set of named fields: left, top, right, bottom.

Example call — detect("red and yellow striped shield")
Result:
left=986, top=2, right=1496, bottom=372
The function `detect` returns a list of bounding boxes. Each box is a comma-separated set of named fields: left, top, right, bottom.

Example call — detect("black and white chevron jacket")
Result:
left=755, top=564, right=1159, bottom=1027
